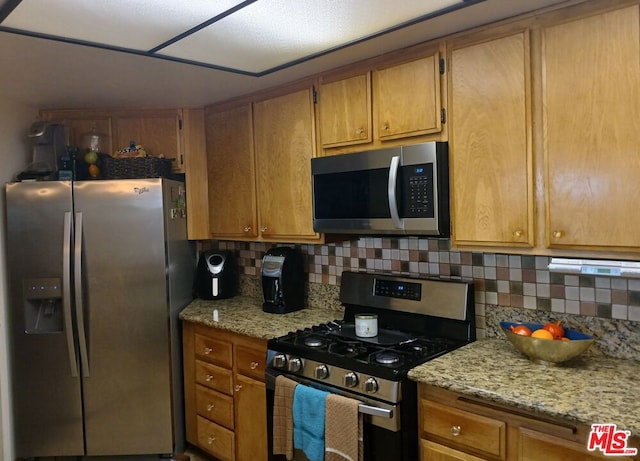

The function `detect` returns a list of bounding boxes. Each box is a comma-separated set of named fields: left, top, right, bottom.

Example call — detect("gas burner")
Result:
left=304, top=336, right=326, bottom=348
left=374, top=352, right=402, bottom=365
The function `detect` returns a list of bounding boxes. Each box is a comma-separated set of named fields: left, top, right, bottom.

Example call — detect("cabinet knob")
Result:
left=243, top=226, right=252, bottom=233
left=234, top=384, right=243, bottom=392
left=207, top=436, right=216, bottom=445
left=203, top=347, right=213, bottom=355
left=355, top=127, right=365, bottom=136
left=205, top=374, right=214, bottom=382
left=260, top=226, right=268, bottom=233
left=381, top=123, right=390, bottom=131
left=451, top=425, right=461, bottom=437
left=250, top=361, right=259, bottom=370
left=513, top=229, right=524, bottom=238
left=553, top=230, right=565, bottom=238
left=206, top=403, right=215, bottom=412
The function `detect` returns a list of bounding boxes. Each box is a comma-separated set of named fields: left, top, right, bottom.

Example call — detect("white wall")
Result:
left=0, top=94, right=38, bottom=461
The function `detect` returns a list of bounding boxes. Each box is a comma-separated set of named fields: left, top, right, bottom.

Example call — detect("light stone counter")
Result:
left=408, top=338, right=640, bottom=434
left=179, top=296, right=343, bottom=340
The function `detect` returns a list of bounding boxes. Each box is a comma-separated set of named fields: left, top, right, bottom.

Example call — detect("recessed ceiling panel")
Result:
left=2, top=0, right=247, bottom=50
left=159, top=0, right=462, bottom=73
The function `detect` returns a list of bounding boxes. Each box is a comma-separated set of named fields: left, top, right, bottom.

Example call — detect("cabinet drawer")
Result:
left=235, top=345, right=266, bottom=381
left=421, top=399, right=506, bottom=460
left=421, top=439, right=489, bottom=461
left=195, top=360, right=234, bottom=395
left=197, top=415, right=235, bottom=461
left=194, top=333, right=233, bottom=367
left=196, top=384, right=234, bottom=430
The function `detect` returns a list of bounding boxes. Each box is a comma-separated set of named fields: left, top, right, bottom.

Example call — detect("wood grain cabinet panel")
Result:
left=543, top=4, right=640, bottom=251
left=253, top=87, right=320, bottom=242
left=205, top=103, right=258, bottom=240
left=374, top=54, right=442, bottom=140
left=318, top=72, right=372, bottom=148
left=184, top=323, right=267, bottom=461
left=197, top=415, right=236, bottom=461
left=194, top=333, right=233, bottom=367
left=448, top=31, right=533, bottom=248
left=196, top=384, right=234, bottom=430
left=421, top=399, right=506, bottom=460
left=421, top=439, right=491, bottom=461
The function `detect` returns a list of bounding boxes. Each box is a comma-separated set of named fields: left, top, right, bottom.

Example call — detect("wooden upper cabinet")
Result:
left=543, top=5, right=640, bottom=251
left=39, top=111, right=113, bottom=155
left=374, top=53, right=442, bottom=140
left=205, top=103, right=258, bottom=240
left=253, top=88, right=320, bottom=242
left=112, top=109, right=184, bottom=171
left=318, top=72, right=372, bottom=148
left=448, top=31, right=533, bottom=248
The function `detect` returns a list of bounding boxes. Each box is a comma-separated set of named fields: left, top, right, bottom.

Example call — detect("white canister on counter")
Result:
left=355, top=314, right=378, bottom=337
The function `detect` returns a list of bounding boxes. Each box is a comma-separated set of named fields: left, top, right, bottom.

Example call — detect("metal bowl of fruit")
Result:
left=500, top=321, right=595, bottom=365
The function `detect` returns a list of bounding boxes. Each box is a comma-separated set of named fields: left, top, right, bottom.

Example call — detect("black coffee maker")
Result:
left=195, top=250, right=238, bottom=300
left=261, top=247, right=305, bottom=314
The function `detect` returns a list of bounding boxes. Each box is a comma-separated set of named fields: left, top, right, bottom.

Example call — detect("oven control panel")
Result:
left=374, top=279, right=421, bottom=301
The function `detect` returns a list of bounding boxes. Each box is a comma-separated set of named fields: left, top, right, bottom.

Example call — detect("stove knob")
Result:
left=287, top=357, right=303, bottom=373
left=272, top=354, right=287, bottom=369
left=364, top=377, right=379, bottom=394
left=314, top=364, right=329, bottom=380
left=343, top=372, right=359, bottom=388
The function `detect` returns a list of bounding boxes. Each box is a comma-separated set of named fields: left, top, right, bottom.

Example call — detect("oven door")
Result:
left=265, top=368, right=418, bottom=461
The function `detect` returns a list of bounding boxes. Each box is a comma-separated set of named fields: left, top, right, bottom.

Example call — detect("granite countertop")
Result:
left=179, top=296, right=342, bottom=340
left=408, top=338, right=640, bottom=434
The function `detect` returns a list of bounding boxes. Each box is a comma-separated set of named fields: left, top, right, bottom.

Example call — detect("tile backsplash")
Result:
left=203, top=237, right=640, bottom=342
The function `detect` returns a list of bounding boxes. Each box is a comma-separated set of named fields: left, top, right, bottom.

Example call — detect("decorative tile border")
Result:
left=204, top=238, right=640, bottom=338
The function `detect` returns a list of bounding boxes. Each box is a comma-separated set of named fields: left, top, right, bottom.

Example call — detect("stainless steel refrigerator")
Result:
left=5, top=178, right=195, bottom=458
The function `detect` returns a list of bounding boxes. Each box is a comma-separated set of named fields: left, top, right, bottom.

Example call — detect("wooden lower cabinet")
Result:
left=184, top=322, right=268, bottom=461
left=419, top=384, right=638, bottom=461
left=422, top=440, right=489, bottom=461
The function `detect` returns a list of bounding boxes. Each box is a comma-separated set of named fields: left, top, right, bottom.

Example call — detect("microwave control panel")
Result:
left=400, top=163, right=434, bottom=218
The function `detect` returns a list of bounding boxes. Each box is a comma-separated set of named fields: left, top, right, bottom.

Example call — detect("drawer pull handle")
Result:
left=243, top=226, right=252, bottom=232
left=250, top=361, right=259, bottom=370
left=203, top=347, right=213, bottom=355
left=235, top=384, right=243, bottom=392
left=513, top=229, right=524, bottom=238
left=451, top=425, right=461, bottom=437
left=205, top=374, right=214, bottom=382
left=207, top=403, right=215, bottom=412
left=207, top=436, right=216, bottom=445
left=553, top=230, right=565, bottom=239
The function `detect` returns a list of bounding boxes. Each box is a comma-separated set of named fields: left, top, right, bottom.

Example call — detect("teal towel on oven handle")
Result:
left=292, top=384, right=330, bottom=461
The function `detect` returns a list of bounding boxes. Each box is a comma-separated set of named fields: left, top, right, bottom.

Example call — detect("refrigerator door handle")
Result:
left=63, top=212, right=79, bottom=377
left=74, top=211, right=90, bottom=377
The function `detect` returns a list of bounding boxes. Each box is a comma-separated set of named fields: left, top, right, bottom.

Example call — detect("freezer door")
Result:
left=5, top=181, right=85, bottom=457
left=73, top=178, right=175, bottom=455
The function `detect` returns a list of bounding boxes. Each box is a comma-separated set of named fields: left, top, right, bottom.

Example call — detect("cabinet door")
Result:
left=543, top=5, right=640, bottom=250
left=234, top=374, right=268, bottom=461
left=318, top=72, right=372, bottom=148
left=253, top=88, right=320, bottom=241
left=517, top=427, right=629, bottom=461
left=206, top=104, right=258, bottom=239
left=449, top=32, right=533, bottom=247
left=112, top=109, right=184, bottom=171
left=421, top=440, right=490, bottom=461
left=374, top=54, right=441, bottom=140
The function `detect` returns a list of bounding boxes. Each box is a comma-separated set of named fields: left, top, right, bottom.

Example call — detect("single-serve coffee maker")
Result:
left=261, top=247, right=305, bottom=314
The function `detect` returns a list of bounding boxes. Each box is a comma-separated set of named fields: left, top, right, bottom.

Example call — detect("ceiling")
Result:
left=0, top=0, right=571, bottom=110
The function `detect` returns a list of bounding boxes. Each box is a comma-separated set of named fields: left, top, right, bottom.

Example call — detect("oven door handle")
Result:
left=359, top=403, right=393, bottom=419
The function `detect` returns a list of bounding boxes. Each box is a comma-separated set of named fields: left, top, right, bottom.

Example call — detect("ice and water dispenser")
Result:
left=22, top=277, right=64, bottom=333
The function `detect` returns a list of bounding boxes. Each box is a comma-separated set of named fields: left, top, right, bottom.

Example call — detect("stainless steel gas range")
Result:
left=265, top=270, right=476, bottom=461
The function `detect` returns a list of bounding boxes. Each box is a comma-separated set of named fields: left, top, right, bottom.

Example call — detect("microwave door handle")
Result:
left=388, top=155, right=403, bottom=229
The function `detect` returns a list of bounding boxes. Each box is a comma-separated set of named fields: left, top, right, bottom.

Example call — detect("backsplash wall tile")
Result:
left=203, top=238, right=640, bottom=339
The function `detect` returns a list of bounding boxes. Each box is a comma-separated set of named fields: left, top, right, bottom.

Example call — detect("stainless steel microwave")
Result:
left=311, top=142, right=450, bottom=236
